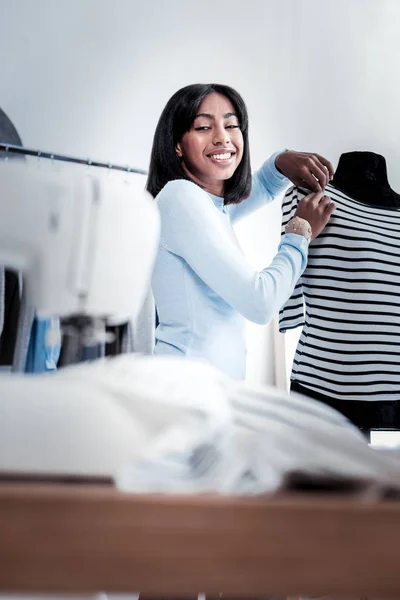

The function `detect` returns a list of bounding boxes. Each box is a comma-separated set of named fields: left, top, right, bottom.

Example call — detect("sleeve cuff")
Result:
left=279, top=232, right=309, bottom=271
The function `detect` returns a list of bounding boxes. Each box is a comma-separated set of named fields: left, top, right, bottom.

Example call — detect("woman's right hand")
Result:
left=293, top=190, right=336, bottom=240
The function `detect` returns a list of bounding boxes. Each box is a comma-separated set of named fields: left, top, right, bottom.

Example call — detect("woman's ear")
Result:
left=175, top=143, right=183, bottom=158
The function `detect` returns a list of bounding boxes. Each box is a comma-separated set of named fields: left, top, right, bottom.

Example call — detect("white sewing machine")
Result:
left=0, top=158, right=160, bottom=333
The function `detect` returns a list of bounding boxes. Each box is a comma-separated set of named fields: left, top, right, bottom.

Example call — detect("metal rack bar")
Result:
left=0, top=142, right=147, bottom=174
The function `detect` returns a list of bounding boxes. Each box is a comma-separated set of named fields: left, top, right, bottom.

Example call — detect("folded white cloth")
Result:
left=1, top=354, right=400, bottom=497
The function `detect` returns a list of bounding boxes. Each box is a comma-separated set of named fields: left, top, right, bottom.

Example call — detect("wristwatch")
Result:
left=285, top=216, right=312, bottom=242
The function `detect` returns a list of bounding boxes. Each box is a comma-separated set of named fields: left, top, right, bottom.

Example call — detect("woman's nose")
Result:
left=212, top=125, right=230, bottom=145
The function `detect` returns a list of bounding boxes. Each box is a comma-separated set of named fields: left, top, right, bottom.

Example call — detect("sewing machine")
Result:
left=0, top=158, right=160, bottom=346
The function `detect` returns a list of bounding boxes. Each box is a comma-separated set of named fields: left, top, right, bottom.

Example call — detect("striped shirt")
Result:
left=279, top=183, right=400, bottom=402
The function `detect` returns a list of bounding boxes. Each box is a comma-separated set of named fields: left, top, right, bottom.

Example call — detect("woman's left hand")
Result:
left=275, top=150, right=334, bottom=192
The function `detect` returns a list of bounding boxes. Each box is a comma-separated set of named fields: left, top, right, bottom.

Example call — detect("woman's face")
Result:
left=176, top=92, right=244, bottom=197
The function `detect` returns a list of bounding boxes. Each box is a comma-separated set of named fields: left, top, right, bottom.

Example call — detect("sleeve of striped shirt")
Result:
left=279, top=186, right=306, bottom=332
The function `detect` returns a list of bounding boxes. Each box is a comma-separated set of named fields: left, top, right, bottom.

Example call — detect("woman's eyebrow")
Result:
left=195, top=113, right=213, bottom=119
left=194, top=112, right=238, bottom=119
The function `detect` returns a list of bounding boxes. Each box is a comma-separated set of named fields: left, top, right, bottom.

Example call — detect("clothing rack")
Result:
left=0, top=142, right=147, bottom=174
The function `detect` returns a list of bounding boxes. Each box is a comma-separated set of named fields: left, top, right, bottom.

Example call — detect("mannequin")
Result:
left=331, top=151, right=400, bottom=207
left=280, top=150, right=400, bottom=437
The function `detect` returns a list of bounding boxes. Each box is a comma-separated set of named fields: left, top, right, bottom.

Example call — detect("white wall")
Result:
left=1, top=0, right=399, bottom=385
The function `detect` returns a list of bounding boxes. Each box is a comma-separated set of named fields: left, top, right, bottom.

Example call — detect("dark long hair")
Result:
left=146, top=83, right=252, bottom=205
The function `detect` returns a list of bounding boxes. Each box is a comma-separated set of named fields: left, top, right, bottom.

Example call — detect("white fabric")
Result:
left=1, top=355, right=400, bottom=496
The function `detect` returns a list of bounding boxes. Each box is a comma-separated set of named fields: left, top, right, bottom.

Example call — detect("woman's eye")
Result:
left=194, top=126, right=210, bottom=131
left=226, top=124, right=239, bottom=129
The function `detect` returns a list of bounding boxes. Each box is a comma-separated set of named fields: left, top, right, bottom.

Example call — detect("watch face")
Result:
left=285, top=217, right=312, bottom=240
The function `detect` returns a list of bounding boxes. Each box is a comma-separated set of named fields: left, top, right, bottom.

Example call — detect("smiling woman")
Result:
left=175, top=93, right=244, bottom=197
left=147, top=83, right=336, bottom=380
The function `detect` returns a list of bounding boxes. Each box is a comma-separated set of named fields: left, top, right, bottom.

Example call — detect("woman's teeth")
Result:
left=211, top=153, right=231, bottom=160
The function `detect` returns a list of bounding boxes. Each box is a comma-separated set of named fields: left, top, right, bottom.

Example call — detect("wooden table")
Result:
left=1, top=483, right=400, bottom=597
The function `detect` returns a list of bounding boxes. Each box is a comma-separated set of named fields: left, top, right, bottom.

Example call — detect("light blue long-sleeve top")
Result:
left=152, top=151, right=309, bottom=380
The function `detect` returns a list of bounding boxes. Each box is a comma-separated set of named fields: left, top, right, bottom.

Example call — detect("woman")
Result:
left=147, top=83, right=335, bottom=380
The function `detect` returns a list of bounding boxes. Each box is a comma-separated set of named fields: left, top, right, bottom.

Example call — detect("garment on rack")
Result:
left=0, top=108, right=23, bottom=367
left=0, top=270, right=20, bottom=366
left=25, top=317, right=61, bottom=373
left=11, top=288, right=35, bottom=372
left=279, top=180, right=400, bottom=411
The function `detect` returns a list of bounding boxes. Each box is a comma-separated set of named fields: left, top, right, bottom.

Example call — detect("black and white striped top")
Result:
left=279, top=183, right=400, bottom=402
